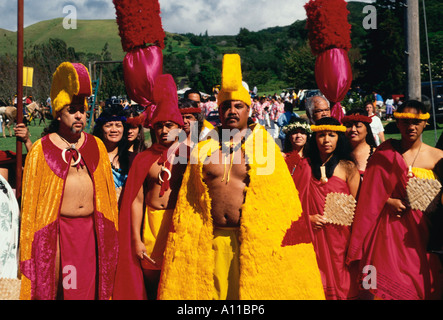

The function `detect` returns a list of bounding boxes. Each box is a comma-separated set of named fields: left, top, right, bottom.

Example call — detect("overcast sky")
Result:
left=0, top=0, right=374, bottom=35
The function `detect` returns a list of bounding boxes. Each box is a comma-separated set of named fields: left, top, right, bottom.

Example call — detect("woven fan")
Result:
left=0, top=278, right=21, bottom=300
left=406, top=177, right=442, bottom=213
left=323, top=192, right=356, bottom=226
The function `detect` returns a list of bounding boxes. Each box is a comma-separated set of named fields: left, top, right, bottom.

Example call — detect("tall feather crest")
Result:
left=221, top=54, right=243, bottom=92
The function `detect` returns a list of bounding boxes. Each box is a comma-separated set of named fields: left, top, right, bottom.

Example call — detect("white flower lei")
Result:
left=282, top=122, right=312, bottom=134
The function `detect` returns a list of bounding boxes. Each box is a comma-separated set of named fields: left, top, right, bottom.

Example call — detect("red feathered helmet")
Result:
left=149, top=74, right=184, bottom=127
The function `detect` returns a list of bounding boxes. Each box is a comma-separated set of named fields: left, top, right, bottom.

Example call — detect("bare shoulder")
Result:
left=339, top=159, right=358, bottom=174
left=423, top=143, right=443, bottom=165
left=424, top=144, right=443, bottom=179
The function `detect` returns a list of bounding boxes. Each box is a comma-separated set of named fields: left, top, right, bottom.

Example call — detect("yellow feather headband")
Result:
left=311, top=124, right=347, bottom=132
left=393, top=112, right=430, bottom=120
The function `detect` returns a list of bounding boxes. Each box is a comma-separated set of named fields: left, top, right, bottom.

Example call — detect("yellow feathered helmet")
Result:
left=50, top=62, right=92, bottom=117
left=217, top=54, right=251, bottom=107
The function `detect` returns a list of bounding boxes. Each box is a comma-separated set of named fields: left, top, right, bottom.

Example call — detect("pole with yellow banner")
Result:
left=23, top=66, right=33, bottom=87
left=23, top=66, right=33, bottom=97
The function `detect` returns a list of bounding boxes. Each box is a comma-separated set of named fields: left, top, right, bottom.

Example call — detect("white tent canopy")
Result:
left=177, top=87, right=209, bottom=97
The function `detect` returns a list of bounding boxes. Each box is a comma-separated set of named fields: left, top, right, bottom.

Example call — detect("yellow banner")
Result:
left=23, top=67, right=34, bottom=87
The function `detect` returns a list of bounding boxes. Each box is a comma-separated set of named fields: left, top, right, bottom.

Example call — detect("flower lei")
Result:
left=393, top=112, right=430, bottom=120
left=311, top=124, right=347, bottom=133
left=282, top=122, right=312, bottom=134
left=341, top=114, right=372, bottom=124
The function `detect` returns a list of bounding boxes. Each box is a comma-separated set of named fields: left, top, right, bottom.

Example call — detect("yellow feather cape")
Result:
left=158, top=124, right=324, bottom=300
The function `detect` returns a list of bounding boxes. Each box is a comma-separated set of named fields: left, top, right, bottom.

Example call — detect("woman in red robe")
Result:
left=342, top=108, right=377, bottom=177
left=347, top=100, right=443, bottom=300
left=283, top=117, right=314, bottom=243
left=305, top=117, right=361, bottom=300
left=283, top=118, right=312, bottom=204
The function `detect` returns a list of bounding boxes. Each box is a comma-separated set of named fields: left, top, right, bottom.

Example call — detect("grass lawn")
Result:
left=1, top=119, right=442, bottom=155
left=1, top=122, right=153, bottom=154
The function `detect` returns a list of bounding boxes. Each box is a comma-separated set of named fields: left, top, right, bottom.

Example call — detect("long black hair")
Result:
left=124, top=106, right=147, bottom=155
left=306, top=117, right=354, bottom=180
left=92, top=105, right=130, bottom=174
left=41, top=119, right=59, bottom=137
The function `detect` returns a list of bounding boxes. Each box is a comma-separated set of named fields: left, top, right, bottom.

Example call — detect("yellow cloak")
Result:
left=158, top=124, right=324, bottom=300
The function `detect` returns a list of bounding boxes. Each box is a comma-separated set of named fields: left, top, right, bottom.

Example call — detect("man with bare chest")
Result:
left=157, top=54, right=325, bottom=300
left=113, top=74, right=188, bottom=300
left=202, top=100, right=250, bottom=228
left=19, top=62, right=119, bottom=300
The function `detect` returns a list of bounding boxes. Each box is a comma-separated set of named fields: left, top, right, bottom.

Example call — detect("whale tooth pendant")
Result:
left=158, top=165, right=172, bottom=183
left=407, top=165, right=414, bottom=178
left=320, top=165, right=328, bottom=184
left=61, top=145, right=82, bottom=167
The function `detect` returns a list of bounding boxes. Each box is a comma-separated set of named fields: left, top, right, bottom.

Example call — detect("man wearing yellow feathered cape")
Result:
left=157, top=54, right=324, bottom=300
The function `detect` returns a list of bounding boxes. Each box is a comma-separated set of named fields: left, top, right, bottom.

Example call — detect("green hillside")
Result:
left=0, top=28, right=17, bottom=56
left=0, top=18, right=126, bottom=60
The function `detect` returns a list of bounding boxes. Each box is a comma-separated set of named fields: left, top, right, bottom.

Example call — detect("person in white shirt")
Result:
left=365, top=101, right=385, bottom=146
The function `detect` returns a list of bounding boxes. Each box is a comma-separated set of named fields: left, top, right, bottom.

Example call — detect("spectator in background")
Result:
left=184, top=88, right=202, bottom=106
left=251, top=96, right=262, bottom=124
left=306, top=95, right=331, bottom=125
left=364, top=100, right=385, bottom=146
left=178, top=98, right=206, bottom=146
left=203, top=95, right=218, bottom=117
left=269, top=97, right=284, bottom=139
left=260, top=96, right=271, bottom=128
left=277, top=101, right=299, bottom=147
left=184, top=88, right=214, bottom=137
left=373, top=91, right=384, bottom=109
left=124, top=107, right=147, bottom=167
left=93, top=106, right=130, bottom=201
left=385, top=95, right=395, bottom=121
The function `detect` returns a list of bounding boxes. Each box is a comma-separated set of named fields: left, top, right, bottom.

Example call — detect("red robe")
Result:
left=307, top=175, right=359, bottom=300
left=285, top=151, right=314, bottom=243
left=113, top=143, right=187, bottom=300
left=347, top=140, right=443, bottom=300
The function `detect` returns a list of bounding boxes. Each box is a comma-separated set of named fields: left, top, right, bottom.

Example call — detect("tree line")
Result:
left=0, top=0, right=441, bottom=106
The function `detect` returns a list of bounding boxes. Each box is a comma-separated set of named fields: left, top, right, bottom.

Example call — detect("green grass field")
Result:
left=1, top=118, right=442, bottom=155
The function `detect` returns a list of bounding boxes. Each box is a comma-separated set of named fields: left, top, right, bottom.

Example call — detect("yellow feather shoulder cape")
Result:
left=158, top=124, right=324, bottom=300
